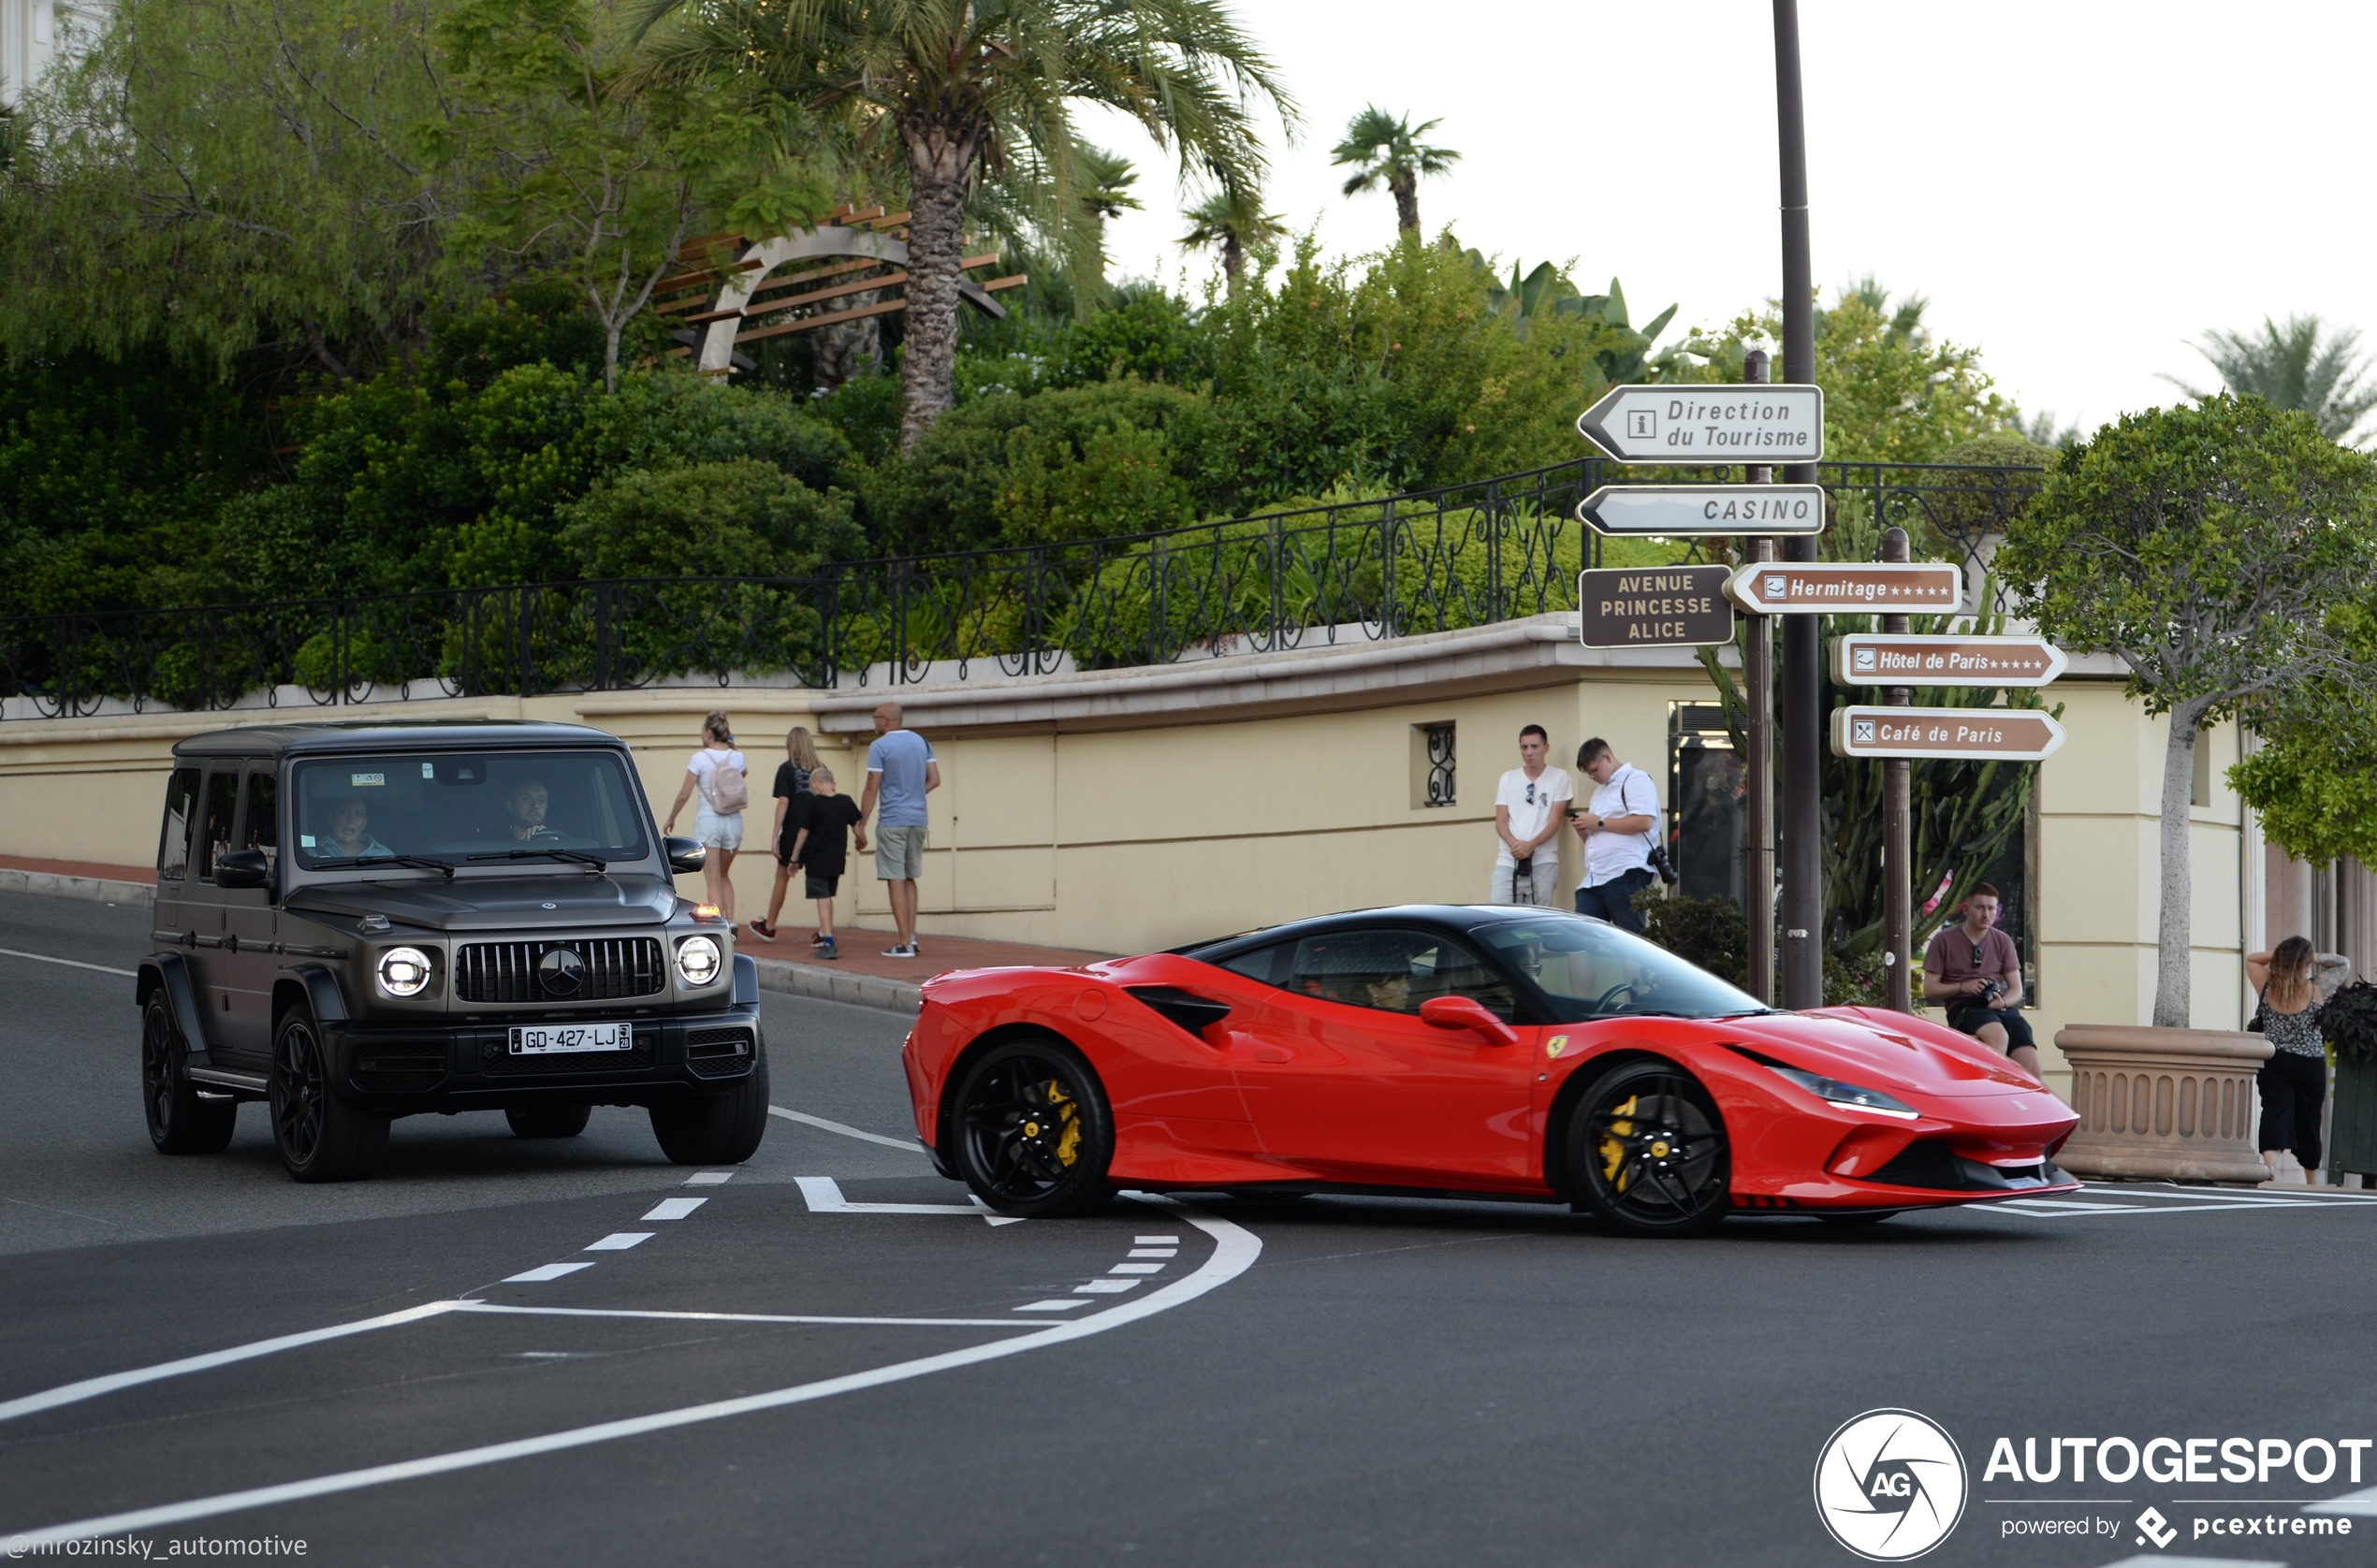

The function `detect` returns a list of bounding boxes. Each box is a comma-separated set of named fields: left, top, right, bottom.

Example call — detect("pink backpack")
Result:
left=707, top=756, right=749, bottom=815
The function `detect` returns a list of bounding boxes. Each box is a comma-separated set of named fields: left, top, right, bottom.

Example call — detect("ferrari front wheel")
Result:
left=1568, top=1060, right=1729, bottom=1238
left=952, top=1036, right=1115, bottom=1218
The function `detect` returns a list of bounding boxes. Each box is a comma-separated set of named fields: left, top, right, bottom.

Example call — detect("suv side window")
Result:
left=242, top=767, right=279, bottom=878
left=158, top=767, right=200, bottom=881
left=197, top=769, right=240, bottom=880
left=1288, top=928, right=1520, bottom=1021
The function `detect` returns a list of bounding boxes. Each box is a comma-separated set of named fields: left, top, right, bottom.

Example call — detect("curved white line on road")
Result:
left=0, top=947, right=138, bottom=978
left=0, top=1300, right=465, bottom=1425
left=3, top=1198, right=1258, bottom=1549
left=767, top=1105, right=926, bottom=1153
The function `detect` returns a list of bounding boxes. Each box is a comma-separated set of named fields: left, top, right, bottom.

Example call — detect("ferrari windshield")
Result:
left=290, top=751, right=650, bottom=872
left=1472, top=910, right=1767, bottom=1023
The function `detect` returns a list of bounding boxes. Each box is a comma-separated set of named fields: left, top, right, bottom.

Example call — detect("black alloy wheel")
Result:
left=953, top=1037, right=1115, bottom=1218
left=649, top=1049, right=770, bottom=1165
left=1568, top=1059, right=1730, bottom=1238
left=141, top=993, right=237, bottom=1155
left=270, top=1003, right=389, bottom=1183
left=507, top=1104, right=594, bottom=1140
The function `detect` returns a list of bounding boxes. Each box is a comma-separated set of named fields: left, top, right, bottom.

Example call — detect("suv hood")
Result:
left=285, top=873, right=678, bottom=932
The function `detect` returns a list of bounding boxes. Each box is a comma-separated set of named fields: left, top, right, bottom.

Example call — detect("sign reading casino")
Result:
left=1577, top=565, right=1736, bottom=649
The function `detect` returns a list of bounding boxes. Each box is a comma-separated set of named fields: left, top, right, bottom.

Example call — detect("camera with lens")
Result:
left=1646, top=843, right=1679, bottom=887
left=1973, top=976, right=2006, bottom=1007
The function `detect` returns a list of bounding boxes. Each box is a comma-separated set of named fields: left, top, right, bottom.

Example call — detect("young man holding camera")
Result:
left=1921, top=883, right=2040, bottom=1080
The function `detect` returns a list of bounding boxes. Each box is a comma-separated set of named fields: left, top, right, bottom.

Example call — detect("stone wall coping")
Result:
left=2056, top=1024, right=2273, bottom=1063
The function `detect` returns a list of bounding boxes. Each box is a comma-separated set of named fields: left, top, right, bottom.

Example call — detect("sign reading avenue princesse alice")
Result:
left=1575, top=385, right=1824, bottom=464
left=1829, top=706, right=2066, bottom=762
left=1830, top=634, right=2067, bottom=688
left=1724, top=561, right=1962, bottom=615
left=1576, top=566, right=1735, bottom=648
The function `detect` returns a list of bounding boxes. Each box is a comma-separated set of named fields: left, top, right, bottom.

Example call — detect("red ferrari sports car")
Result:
left=900, top=905, right=2081, bottom=1235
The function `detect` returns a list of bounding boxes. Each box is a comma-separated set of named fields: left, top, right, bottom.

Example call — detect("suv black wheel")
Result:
left=141, top=993, right=237, bottom=1155
left=952, top=1036, right=1115, bottom=1218
left=270, top=1002, right=389, bottom=1183
left=649, top=1050, right=769, bottom=1164
left=507, top=1105, right=593, bottom=1140
left=1565, top=1059, right=1730, bottom=1238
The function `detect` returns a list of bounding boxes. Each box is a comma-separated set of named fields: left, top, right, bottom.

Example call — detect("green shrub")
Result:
left=557, top=459, right=859, bottom=580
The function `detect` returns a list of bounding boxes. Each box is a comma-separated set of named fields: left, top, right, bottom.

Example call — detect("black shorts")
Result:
left=804, top=870, right=840, bottom=899
left=1946, top=1004, right=2034, bottom=1053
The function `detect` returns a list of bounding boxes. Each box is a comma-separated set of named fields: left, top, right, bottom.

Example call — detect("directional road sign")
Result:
left=1576, top=484, right=1827, bottom=537
left=1577, top=566, right=1735, bottom=648
left=1830, top=633, right=2067, bottom=688
left=1725, top=561, right=1962, bottom=615
left=1576, top=385, right=1824, bottom=464
left=1830, top=706, right=2066, bottom=762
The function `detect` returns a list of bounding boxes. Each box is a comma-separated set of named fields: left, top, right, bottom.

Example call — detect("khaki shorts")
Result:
left=876, top=821, right=927, bottom=881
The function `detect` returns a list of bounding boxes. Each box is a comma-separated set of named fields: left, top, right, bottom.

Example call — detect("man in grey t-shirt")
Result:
left=857, top=701, right=940, bottom=958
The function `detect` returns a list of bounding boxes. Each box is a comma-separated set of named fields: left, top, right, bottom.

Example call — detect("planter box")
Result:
left=2055, top=1024, right=2272, bottom=1183
left=2331, top=1057, right=2377, bottom=1179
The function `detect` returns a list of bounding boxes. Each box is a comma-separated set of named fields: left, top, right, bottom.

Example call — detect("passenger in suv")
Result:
left=138, top=721, right=771, bottom=1182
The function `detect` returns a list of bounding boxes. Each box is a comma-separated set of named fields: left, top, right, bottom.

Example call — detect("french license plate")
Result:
left=510, top=1022, right=630, bottom=1055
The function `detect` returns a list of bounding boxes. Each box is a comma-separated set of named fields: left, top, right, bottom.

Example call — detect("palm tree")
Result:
left=1179, top=177, right=1282, bottom=294
left=634, top=0, right=1294, bottom=454
left=2165, top=314, right=2377, bottom=444
left=1331, top=106, right=1458, bottom=237
left=1072, top=141, right=1140, bottom=292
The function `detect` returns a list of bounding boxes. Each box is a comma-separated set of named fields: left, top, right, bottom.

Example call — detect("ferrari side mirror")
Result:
left=1419, top=995, right=1519, bottom=1046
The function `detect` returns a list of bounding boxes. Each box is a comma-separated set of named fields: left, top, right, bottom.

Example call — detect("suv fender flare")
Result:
left=138, top=952, right=211, bottom=1066
left=732, top=952, right=759, bottom=1008
left=275, top=965, right=350, bottom=1030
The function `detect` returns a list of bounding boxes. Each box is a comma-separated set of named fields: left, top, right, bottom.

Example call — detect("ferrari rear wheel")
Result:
left=1568, top=1060, right=1729, bottom=1238
left=952, top=1037, right=1115, bottom=1218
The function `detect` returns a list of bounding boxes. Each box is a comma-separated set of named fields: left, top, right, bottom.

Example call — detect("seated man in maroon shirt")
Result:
left=1920, top=883, right=2039, bottom=1082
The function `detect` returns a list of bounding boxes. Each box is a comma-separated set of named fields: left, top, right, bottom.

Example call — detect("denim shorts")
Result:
left=693, top=806, right=743, bottom=852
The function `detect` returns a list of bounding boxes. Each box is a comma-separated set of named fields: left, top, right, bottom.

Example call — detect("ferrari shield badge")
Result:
left=1545, top=1035, right=1569, bottom=1058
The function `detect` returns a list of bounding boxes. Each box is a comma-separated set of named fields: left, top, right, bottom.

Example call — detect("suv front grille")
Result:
left=455, top=938, right=665, bottom=1004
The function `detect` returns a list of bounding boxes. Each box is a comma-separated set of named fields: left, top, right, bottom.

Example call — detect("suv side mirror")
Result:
left=1419, top=995, right=1519, bottom=1046
left=214, top=848, right=271, bottom=890
left=665, top=836, right=707, bottom=875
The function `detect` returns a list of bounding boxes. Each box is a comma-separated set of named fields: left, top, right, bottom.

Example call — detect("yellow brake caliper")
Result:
left=1047, top=1082, right=1082, bottom=1167
left=1599, top=1095, right=1639, bottom=1192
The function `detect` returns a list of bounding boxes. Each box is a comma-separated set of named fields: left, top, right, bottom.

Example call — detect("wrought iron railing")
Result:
left=0, top=457, right=2043, bottom=719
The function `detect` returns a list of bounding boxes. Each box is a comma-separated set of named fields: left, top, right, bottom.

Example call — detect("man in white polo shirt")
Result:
left=1491, top=724, right=1572, bottom=905
left=1568, top=736, right=1661, bottom=932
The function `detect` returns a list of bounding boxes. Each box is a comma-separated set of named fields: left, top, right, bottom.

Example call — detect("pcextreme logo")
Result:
left=1814, top=1408, right=1970, bottom=1561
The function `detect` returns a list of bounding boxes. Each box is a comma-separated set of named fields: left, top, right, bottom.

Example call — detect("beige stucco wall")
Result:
left=0, top=617, right=2248, bottom=1098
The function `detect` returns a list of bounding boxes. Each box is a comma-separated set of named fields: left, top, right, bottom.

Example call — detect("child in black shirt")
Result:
left=784, top=766, right=867, bottom=960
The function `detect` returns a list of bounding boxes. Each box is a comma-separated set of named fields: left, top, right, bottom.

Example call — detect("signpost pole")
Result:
left=1742, top=349, right=1776, bottom=1005
left=1774, top=0, right=1823, bottom=1009
left=1881, top=527, right=1913, bottom=1012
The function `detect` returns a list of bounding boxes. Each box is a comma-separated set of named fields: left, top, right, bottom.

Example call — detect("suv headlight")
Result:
left=1765, top=1063, right=1917, bottom=1119
left=377, top=946, right=433, bottom=998
left=676, top=935, right=722, bottom=987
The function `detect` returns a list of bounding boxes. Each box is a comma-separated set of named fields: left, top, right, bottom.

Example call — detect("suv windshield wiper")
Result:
left=466, top=848, right=608, bottom=872
left=307, top=854, right=456, bottom=879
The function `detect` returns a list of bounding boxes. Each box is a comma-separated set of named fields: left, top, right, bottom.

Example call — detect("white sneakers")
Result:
left=882, top=942, right=920, bottom=959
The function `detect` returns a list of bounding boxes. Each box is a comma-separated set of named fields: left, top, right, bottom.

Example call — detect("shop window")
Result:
left=1668, top=704, right=1743, bottom=907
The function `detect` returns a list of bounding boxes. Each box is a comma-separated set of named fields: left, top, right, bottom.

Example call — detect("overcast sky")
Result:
left=1078, top=1, right=2372, bottom=440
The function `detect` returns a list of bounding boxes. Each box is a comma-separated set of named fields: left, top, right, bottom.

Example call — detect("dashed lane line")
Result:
left=767, top=1107, right=925, bottom=1153
left=794, top=1175, right=978, bottom=1217
left=582, top=1233, right=653, bottom=1252
left=454, top=1303, right=1038, bottom=1330
left=504, top=1263, right=596, bottom=1282
left=682, top=1172, right=735, bottom=1185
left=4, top=1198, right=1258, bottom=1549
left=0, top=947, right=138, bottom=978
left=641, top=1198, right=707, bottom=1222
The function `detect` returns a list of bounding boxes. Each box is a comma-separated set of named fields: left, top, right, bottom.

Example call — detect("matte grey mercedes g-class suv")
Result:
left=137, top=720, right=767, bottom=1182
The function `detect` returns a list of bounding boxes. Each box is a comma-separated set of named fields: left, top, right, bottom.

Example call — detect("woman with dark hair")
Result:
left=2247, top=936, right=2333, bottom=1184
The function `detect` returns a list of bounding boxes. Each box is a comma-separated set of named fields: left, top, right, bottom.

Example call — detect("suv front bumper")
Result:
left=327, top=998, right=765, bottom=1111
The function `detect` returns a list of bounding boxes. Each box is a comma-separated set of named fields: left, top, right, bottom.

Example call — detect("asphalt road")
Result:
left=4, top=886, right=2376, bottom=1568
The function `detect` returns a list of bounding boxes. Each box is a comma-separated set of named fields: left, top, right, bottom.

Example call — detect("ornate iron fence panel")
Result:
left=0, top=458, right=2044, bottom=719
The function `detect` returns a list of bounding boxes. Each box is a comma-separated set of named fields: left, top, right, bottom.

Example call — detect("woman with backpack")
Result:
left=664, top=711, right=749, bottom=927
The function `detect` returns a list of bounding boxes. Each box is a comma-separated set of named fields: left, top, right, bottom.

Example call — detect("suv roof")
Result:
left=171, top=720, right=626, bottom=760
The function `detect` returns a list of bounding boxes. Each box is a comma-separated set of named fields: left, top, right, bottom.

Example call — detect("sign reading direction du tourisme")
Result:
left=1575, top=385, right=1824, bottom=464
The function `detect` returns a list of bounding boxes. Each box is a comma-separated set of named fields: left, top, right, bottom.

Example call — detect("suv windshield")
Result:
left=1471, top=910, right=1767, bottom=1023
left=290, top=751, right=650, bottom=872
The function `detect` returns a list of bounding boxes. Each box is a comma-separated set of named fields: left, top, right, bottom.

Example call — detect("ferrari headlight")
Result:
left=1766, top=1064, right=1917, bottom=1119
left=376, top=946, right=432, bottom=998
left=676, top=935, right=722, bottom=988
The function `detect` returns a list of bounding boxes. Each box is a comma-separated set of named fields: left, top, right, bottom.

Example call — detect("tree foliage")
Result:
left=1331, top=106, right=1457, bottom=237
left=2167, top=314, right=2377, bottom=447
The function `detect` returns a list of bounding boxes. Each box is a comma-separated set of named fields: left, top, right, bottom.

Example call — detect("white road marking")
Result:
left=0, top=947, right=138, bottom=978
left=1127, top=1249, right=1177, bottom=1259
left=0, top=1300, right=465, bottom=1426
left=4, top=1199, right=1257, bottom=1548
left=1107, top=1263, right=1163, bottom=1275
left=2082, top=1557, right=2283, bottom=1568
left=683, top=1172, right=735, bottom=1186
left=455, top=1303, right=1035, bottom=1329
left=1990, top=1198, right=2329, bottom=1218
left=641, top=1198, right=707, bottom=1222
left=1012, top=1300, right=1089, bottom=1314
left=1074, top=1280, right=1137, bottom=1295
left=504, top=1263, right=596, bottom=1282
left=1134, top=1235, right=1180, bottom=1244
left=794, top=1176, right=976, bottom=1216
left=583, top=1234, right=652, bottom=1252
left=967, top=1195, right=1026, bottom=1227
left=2308, top=1479, right=2377, bottom=1514
left=2091, top=1183, right=2377, bottom=1204
left=768, top=1107, right=924, bottom=1153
